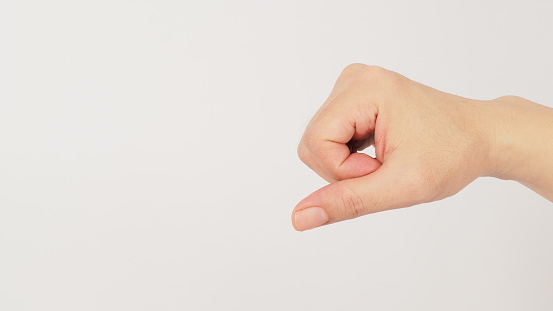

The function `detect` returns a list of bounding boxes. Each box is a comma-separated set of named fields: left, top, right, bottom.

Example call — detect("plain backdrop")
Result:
left=1, top=1, right=553, bottom=310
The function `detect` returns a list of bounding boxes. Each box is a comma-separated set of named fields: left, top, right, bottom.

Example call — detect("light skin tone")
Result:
left=293, top=63, right=553, bottom=231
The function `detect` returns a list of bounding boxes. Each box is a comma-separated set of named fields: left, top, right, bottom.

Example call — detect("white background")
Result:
left=1, top=1, right=553, bottom=310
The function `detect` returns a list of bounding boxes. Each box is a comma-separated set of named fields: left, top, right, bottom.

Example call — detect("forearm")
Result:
left=483, top=95, right=553, bottom=201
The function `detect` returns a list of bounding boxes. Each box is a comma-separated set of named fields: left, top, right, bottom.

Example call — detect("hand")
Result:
left=293, top=64, right=494, bottom=231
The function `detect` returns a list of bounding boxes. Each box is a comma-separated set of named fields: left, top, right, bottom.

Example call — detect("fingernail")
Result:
left=294, top=207, right=329, bottom=231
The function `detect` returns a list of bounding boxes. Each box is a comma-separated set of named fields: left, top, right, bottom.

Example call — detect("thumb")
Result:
left=292, top=165, right=416, bottom=231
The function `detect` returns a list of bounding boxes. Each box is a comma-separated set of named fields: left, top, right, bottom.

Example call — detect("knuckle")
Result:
left=302, top=134, right=317, bottom=152
left=297, top=143, right=309, bottom=163
left=358, top=65, right=387, bottom=79
left=366, top=65, right=387, bottom=75
left=495, top=95, right=526, bottom=104
left=342, top=63, right=369, bottom=75
left=337, top=182, right=366, bottom=219
left=357, top=66, right=402, bottom=88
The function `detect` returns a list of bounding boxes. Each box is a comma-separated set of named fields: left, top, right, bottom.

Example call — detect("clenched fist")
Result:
left=293, top=64, right=553, bottom=231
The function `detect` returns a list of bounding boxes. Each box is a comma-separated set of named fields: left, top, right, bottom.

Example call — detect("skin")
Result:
left=293, top=64, right=553, bottom=231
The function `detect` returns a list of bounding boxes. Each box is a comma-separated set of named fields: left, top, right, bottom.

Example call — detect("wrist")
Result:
left=461, top=98, right=500, bottom=179
left=478, top=96, right=525, bottom=181
left=480, top=96, right=553, bottom=185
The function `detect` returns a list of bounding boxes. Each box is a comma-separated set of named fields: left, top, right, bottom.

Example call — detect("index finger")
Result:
left=301, top=90, right=381, bottom=180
